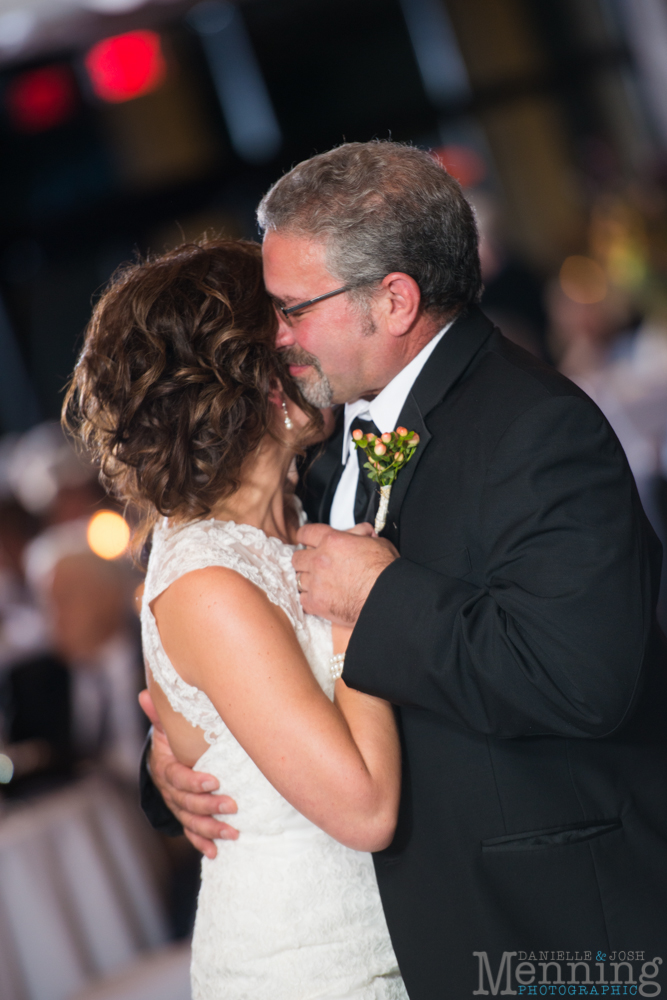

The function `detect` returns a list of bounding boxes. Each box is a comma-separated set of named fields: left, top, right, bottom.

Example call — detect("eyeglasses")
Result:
left=279, top=285, right=351, bottom=320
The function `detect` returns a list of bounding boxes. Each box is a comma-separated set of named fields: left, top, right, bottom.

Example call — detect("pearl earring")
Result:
left=281, top=399, right=294, bottom=430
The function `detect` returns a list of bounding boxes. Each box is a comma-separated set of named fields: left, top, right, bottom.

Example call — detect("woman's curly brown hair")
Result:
left=63, top=238, right=321, bottom=543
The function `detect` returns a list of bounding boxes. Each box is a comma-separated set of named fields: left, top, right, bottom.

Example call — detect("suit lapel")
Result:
left=381, top=396, right=430, bottom=547
left=297, top=408, right=345, bottom=525
left=381, top=306, right=496, bottom=548
left=301, top=307, right=496, bottom=533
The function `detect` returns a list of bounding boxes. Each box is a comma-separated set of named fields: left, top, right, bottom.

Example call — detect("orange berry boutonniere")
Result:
left=352, top=426, right=420, bottom=532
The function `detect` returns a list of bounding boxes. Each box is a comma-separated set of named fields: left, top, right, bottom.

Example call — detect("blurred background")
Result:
left=0, top=0, right=666, bottom=997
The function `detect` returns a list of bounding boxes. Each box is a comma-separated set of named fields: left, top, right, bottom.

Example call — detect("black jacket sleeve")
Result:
left=139, top=732, right=184, bottom=836
left=344, top=395, right=658, bottom=738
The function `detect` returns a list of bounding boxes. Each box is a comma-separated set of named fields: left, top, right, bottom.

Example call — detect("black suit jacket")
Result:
left=334, top=306, right=667, bottom=998
left=140, top=306, right=667, bottom=996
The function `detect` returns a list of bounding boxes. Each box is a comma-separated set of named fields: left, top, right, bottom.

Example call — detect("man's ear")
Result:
left=379, top=273, right=422, bottom=337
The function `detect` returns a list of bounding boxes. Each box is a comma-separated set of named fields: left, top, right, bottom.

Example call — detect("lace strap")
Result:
left=144, top=518, right=304, bottom=631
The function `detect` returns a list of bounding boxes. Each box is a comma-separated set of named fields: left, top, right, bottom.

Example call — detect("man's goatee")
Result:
left=282, top=349, right=334, bottom=408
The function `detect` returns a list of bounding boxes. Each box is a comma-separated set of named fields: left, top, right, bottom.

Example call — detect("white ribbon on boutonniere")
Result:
left=352, top=426, right=421, bottom=533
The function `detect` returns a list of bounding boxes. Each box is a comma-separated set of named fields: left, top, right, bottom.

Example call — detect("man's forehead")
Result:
left=262, top=231, right=331, bottom=294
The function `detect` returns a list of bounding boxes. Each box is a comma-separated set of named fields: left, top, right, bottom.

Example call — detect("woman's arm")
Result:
left=151, top=567, right=400, bottom=852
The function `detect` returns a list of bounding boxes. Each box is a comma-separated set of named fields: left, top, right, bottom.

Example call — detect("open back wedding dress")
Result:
left=141, top=513, right=407, bottom=1000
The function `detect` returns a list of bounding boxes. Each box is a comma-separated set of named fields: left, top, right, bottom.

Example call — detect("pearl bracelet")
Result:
left=329, top=653, right=345, bottom=682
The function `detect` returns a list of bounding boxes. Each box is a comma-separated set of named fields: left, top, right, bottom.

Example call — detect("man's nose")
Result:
left=275, top=314, right=295, bottom=348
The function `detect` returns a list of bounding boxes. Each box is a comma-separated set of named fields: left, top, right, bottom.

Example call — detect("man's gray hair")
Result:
left=257, top=140, right=482, bottom=318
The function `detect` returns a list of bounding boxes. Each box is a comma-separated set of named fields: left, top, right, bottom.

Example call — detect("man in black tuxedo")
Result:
left=140, top=142, right=667, bottom=998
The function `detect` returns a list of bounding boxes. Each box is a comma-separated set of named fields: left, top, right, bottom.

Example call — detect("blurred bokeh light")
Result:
left=85, top=29, right=167, bottom=103
left=86, top=509, right=131, bottom=559
left=559, top=256, right=608, bottom=306
left=0, top=753, right=14, bottom=783
left=432, top=144, right=486, bottom=188
left=6, top=64, right=78, bottom=132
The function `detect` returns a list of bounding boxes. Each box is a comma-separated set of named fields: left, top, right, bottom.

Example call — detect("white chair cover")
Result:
left=69, top=942, right=191, bottom=1000
left=0, top=777, right=171, bottom=1000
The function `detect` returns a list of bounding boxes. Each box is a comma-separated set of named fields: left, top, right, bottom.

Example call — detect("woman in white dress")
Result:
left=64, top=239, right=407, bottom=1000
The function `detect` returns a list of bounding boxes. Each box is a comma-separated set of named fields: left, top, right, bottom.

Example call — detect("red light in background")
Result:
left=432, top=146, right=487, bottom=189
left=85, top=30, right=167, bottom=104
left=6, top=65, right=78, bottom=133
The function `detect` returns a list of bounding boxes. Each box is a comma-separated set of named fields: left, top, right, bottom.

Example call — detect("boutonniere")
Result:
left=352, top=426, right=420, bottom=533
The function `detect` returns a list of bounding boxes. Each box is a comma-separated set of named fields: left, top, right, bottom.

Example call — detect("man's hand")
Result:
left=139, top=690, right=239, bottom=859
left=292, top=523, right=398, bottom=625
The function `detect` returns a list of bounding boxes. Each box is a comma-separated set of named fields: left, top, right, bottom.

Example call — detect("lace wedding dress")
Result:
left=141, top=514, right=407, bottom=1000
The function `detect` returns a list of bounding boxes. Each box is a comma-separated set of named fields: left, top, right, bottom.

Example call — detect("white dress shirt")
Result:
left=329, top=323, right=452, bottom=530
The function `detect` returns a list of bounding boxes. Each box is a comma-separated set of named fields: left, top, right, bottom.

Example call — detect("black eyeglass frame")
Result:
left=279, top=285, right=352, bottom=319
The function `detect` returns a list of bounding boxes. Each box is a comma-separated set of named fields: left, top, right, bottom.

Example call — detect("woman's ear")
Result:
left=268, top=379, right=284, bottom=407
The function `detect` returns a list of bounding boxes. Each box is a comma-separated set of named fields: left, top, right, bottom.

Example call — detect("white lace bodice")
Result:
left=142, top=514, right=333, bottom=744
left=141, top=513, right=406, bottom=1000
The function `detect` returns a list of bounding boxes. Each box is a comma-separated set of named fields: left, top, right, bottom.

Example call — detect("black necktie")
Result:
left=352, top=417, right=381, bottom=523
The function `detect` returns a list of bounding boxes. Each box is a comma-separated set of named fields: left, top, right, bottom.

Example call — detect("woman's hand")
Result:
left=329, top=525, right=380, bottom=648
left=293, top=522, right=398, bottom=626
left=331, top=530, right=368, bottom=652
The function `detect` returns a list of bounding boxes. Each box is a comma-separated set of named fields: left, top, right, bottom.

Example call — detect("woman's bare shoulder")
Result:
left=152, top=565, right=301, bottom=687
left=155, top=563, right=263, bottom=602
